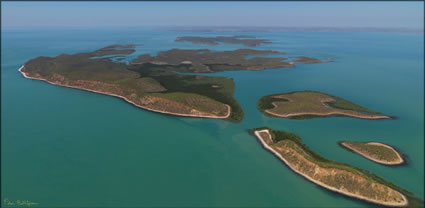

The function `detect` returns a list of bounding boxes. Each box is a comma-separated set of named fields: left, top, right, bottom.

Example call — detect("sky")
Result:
left=1, top=2, right=424, bottom=29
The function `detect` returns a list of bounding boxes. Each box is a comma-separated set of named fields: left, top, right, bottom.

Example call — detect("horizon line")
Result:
left=2, top=25, right=423, bottom=34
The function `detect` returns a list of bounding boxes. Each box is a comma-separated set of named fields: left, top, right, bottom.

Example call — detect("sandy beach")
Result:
left=265, top=108, right=391, bottom=119
left=340, top=142, right=404, bottom=165
left=253, top=129, right=408, bottom=207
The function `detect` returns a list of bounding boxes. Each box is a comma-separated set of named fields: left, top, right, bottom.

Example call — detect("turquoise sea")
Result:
left=2, top=27, right=424, bottom=207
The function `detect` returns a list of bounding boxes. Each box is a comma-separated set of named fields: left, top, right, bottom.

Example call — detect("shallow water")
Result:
left=2, top=27, right=423, bottom=207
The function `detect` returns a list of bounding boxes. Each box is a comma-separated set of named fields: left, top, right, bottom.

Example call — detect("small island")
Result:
left=257, top=91, right=391, bottom=119
left=290, top=56, right=332, bottom=64
left=20, top=45, right=328, bottom=122
left=339, top=141, right=404, bottom=165
left=250, top=127, right=414, bottom=207
left=175, top=35, right=271, bottom=46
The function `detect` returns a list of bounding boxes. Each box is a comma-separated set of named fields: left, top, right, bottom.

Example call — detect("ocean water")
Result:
left=2, top=27, right=423, bottom=207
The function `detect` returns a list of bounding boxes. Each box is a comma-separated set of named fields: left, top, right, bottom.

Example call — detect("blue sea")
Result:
left=2, top=27, right=424, bottom=207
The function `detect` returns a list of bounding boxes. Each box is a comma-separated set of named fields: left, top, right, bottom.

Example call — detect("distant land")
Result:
left=257, top=91, right=391, bottom=119
left=160, top=26, right=424, bottom=34
left=130, top=48, right=328, bottom=72
left=20, top=44, right=327, bottom=122
left=175, top=35, right=271, bottom=46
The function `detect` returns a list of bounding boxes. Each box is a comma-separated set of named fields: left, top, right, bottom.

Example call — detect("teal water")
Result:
left=2, top=28, right=424, bottom=207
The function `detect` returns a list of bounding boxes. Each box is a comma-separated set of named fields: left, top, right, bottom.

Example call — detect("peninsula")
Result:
left=339, top=141, right=404, bottom=165
left=250, top=127, right=415, bottom=207
left=175, top=35, right=271, bottom=46
left=257, top=91, right=391, bottom=119
left=20, top=45, right=327, bottom=121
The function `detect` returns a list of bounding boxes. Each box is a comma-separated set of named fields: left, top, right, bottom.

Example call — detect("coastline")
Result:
left=253, top=129, right=408, bottom=207
left=265, top=108, right=391, bottom=119
left=18, top=65, right=231, bottom=119
left=265, top=98, right=391, bottom=120
left=340, top=142, right=404, bottom=165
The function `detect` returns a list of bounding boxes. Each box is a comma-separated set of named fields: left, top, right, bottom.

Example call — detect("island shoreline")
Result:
left=18, top=65, right=231, bottom=119
left=339, top=141, right=404, bottom=165
left=265, top=108, right=391, bottom=119
left=253, top=129, right=408, bottom=207
left=265, top=97, right=391, bottom=120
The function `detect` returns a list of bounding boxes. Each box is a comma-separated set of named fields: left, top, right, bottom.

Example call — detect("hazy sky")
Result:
left=2, top=2, right=423, bottom=28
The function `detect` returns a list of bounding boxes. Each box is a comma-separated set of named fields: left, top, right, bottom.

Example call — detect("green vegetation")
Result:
left=328, top=96, right=382, bottom=114
left=292, top=56, right=325, bottom=64
left=22, top=47, right=328, bottom=122
left=250, top=127, right=343, bottom=165
left=249, top=127, right=422, bottom=207
left=256, top=95, right=289, bottom=115
left=268, top=129, right=301, bottom=143
left=339, top=141, right=402, bottom=163
left=24, top=54, right=138, bottom=82
left=127, top=63, right=242, bottom=121
left=205, top=64, right=248, bottom=72
left=22, top=45, right=246, bottom=121
left=130, top=48, right=294, bottom=72
left=256, top=91, right=387, bottom=119
left=107, top=77, right=166, bottom=94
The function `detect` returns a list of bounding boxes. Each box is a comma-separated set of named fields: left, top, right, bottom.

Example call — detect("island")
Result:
left=130, top=48, right=327, bottom=72
left=290, top=56, right=332, bottom=64
left=87, top=44, right=136, bottom=56
left=257, top=91, right=391, bottom=119
left=20, top=45, right=327, bottom=122
left=339, top=141, right=404, bottom=165
left=175, top=35, right=271, bottom=46
left=250, top=127, right=420, bottom=207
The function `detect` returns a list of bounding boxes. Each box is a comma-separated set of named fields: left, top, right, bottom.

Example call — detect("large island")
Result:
left=20, top=45, right=326, bottom=122
left=250, top=127, right=420, bottom=207
left=257, top=91, right=391, bottom=119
